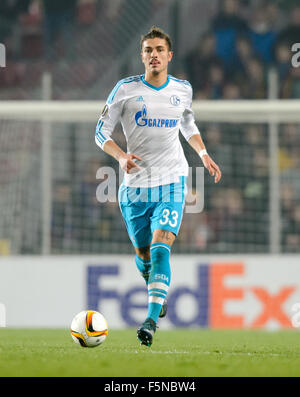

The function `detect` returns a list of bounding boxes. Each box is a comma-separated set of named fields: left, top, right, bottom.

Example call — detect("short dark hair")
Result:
left=140, top=26, right=172, bottom=51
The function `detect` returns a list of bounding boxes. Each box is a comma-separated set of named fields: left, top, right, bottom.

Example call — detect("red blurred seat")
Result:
left=19, top=3, right=43, bottom=58
left=77, top=0, right=97, bottom=25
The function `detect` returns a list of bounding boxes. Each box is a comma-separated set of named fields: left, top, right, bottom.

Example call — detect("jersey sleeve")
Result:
left=95, top=82, right=126, bottom=150
left=179, top=84, right=200, bottom=142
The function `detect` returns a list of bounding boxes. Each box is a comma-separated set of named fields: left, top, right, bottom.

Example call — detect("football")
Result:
left=70, top=310, right=108, bottom=348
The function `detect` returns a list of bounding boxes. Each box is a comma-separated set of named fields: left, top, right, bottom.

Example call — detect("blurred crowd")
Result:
left=0, top=0, right=164, bottom=95
left=1, top=0, right=300, bottom=99
left=183, top=0, right=300, bottom=99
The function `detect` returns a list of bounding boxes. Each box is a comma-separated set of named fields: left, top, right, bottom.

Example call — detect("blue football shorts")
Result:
left=118, top=176, right=187, bottom=248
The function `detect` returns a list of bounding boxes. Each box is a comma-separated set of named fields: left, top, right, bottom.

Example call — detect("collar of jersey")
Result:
left=141, top=74, right=170, bottom=91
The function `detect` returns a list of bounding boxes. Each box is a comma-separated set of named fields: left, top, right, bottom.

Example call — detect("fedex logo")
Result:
left=87, top=263, right=297, bottom=328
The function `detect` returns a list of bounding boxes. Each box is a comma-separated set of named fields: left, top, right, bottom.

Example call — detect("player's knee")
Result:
left=152, top=229, right=176, bottom=246
left=135, top=245, right=150, bottom=261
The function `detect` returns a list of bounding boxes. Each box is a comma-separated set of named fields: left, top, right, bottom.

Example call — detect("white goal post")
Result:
left=0, top=100, right=300, bottom=122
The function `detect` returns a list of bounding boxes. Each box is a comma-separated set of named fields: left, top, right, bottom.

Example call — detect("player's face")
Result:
left=141, top=38, right=173, bottom=76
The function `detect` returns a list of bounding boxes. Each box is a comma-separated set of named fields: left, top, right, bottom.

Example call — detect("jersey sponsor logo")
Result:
left=170, top=95, right=181, bottom=106
left=135, top=105, right=178, bottom=128
left=135, top=104, right=148, bottom=126
left=136, top=96, right=144, bottom=102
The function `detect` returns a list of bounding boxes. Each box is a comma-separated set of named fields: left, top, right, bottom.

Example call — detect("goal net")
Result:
left=0, top=100, right=299, bottom=255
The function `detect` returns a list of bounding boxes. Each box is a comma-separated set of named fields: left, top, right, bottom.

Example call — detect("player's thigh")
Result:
left=119, top=194, right=152, bottom=249
left=150, top=201, right=185, bottom=246
left=119, top=203, right=152, bottom=248
left=150, top=176, right=186, bottom=240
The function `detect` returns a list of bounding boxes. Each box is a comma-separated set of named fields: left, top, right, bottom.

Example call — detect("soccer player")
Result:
left=95, top=26, right=221, bottom=347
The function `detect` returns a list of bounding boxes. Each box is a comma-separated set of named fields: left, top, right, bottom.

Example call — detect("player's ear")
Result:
left=168, top=51, right=173, bottom=62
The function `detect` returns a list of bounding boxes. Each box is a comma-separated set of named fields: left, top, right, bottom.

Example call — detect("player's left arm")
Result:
left=187, top=134, right=222, bottom=184
left=180, top=84, right=222, bottom=184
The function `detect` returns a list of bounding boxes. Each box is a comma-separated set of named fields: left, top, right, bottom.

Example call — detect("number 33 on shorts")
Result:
left=160, top=209, right=178, bottom=227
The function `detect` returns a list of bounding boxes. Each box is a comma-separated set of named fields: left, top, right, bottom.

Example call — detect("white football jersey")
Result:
left=95, top=74, right=200, bottom=187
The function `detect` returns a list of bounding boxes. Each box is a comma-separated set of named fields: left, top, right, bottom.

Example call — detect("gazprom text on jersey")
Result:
left=142, top=118, right=178, bottom=128
left=135, top=105, right=178, bottom=128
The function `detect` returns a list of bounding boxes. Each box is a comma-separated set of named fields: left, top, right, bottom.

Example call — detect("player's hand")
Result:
left=119, top=153, right=143, bottom=174
left=201, top=154, right=222, bottom=183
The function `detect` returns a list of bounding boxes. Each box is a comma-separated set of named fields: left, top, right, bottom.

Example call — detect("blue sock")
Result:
left=147, top=242, right=171, bottom=323
left=135, top=255, right=152, bottom=285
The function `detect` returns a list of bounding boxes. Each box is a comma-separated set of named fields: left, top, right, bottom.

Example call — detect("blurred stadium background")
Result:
left=0, top=0, right=300, bottom=332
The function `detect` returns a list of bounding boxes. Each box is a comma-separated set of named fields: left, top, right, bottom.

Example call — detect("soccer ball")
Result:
left=70, top=310, right=108, bottom=348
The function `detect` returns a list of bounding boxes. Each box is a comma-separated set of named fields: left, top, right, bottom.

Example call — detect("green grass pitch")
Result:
left=0, top=328, right=300, bottom=377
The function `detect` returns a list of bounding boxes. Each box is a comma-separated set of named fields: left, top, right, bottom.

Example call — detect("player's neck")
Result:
left=144, top=71, right=168, bottom=88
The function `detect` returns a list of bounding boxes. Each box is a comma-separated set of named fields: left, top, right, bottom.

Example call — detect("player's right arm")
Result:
left=103, top=141, right=142, bottom=174
left=95, top=82, right=142, bottom=174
